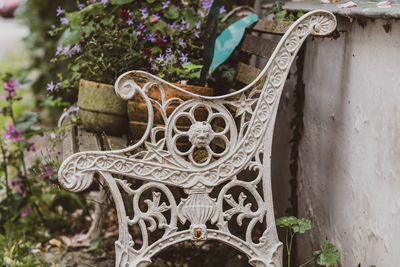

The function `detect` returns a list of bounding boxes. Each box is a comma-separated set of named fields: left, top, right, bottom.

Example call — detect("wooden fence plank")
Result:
left=252, top=20, right=293, bottom=34
left=240, top=34, right=278, bottom=59
left=236, top=62, right=262, bottom=85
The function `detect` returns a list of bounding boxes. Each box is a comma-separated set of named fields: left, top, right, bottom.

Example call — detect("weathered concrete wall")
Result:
left=294, top=17, right=400, bottom=266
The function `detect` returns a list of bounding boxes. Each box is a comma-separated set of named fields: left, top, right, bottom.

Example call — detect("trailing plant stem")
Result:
left=0, top=141, right=10, bottom=200
left=298, top=257, right=316, bottom=267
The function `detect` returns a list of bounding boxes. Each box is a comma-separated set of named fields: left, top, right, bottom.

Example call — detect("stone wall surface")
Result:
left=292, top=17, right=400, bottom=266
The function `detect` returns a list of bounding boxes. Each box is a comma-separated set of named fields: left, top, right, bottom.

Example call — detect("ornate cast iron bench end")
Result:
left=58, top=10, right=336, bottom=267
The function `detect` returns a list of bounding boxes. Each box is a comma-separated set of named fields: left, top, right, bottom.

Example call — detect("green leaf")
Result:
left=297, top=9, right=304, bottom=18
left=275, top=216, right=311, bottom=233
left=183, top=64, right=203, bottom=71
left=147, top=0, right=156, bottom=3
left=292, top=218, right=311, bottom=233
left=58, top=29, right=81, bottom=46
left=182, top=8, right=197, bottom=24
left=165, top=5, right=179, bottom=20
left=14, top=112, right=39, bottom=133
left=150, top=20, right=167, bottom=35
left=275, top=10, right=287, bottom=22
left=316, top=241, right=341, bottom=266
left=66, top=11, right=81, bottom=29
left=110, top=0, right=134, bottom=4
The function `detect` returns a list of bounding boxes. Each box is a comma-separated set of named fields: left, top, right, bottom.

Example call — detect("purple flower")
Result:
left=78, top=3, right=85, bottom=9
left=138, top=22, right=145, bottom=30
left=195, top=21, right=201, bottom=29
left=179, top=39, right=186, bottom=48
left=162, top=1, right=170, bottom=9
left=4, top=79, right=18, bottom=91
left=165, top=47, right=173, bottom=62
left=139, top=8, right=148, bottom=19
left=179, top=53, right=189, bottom=65
left=56, top=6, right=63, bottom=16
left=219, top=5, right=226, bottom=14
left=168, top=22, right=178, bottom=29
left=194, top=30, right=200, bottom=38
left=27, top=141, right=35, bottom=151
left=156, top=54, right=165, bottom=64
left=50, top=132, right=57, bottom=140
left=3, top=125, right=23, bottom=142
left=145, top=33, right=156, bottom=42
left=73, top=44, right=81, bottom=53
left=63, top=45, right=72, bottom=57
left=21, top=207, right=32, bottom=218
left=89, top=0, right=96, bottom=3
left=60, top=17, right=69, bottom=25
left=46, top=81, right=55, bottom=92
left=55, top=45, right=63, bottom=56
left=202, top=0, right=213, bottom=11
left=127, top=18, right=134, bottom=26
left=101, top=0, right=108, bottom=4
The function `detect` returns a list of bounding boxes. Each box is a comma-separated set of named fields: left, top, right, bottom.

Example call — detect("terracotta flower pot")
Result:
left=78, top=79, right=128, bottom=136
left=127, top=82, right=213, bottom=140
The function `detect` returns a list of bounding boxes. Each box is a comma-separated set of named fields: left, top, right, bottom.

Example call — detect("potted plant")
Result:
left=49, top=0, right=239, bottom=136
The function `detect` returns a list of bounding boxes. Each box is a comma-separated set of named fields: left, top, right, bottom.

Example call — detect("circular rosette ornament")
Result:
left=166, top=101, right=237, bottom=168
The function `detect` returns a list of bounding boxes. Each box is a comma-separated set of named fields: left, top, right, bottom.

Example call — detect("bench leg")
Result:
left=71, top=179, right=109, bottom=247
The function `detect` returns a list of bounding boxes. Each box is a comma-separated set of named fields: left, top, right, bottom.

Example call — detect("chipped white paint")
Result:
left=295, top=17, right=400, bottom=267
left=58, top=10, right=336, bottom=267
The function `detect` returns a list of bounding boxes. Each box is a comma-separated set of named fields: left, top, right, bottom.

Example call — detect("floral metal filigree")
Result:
left=58, top=10, right=337, bottom=267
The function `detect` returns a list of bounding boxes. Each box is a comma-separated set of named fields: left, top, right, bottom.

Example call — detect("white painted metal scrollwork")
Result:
left=58, top=10, right=336, bottom=267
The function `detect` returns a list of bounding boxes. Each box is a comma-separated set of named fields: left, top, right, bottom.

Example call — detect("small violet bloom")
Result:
left=55, top=45, right=63, bottom=56
left=101, top=0, right=108, bottom=4
left=56, top=6, right=63, bottom=16
left=195, top=21, right=201, bottom=29
left=78, top=3, right=85, bottom=9
left=46, top=81, right=55, bottom=92
left=60, top=17, right=69, bottom=25
left=63, top=45, right=72, bottom=57
left=179, top=53, right=189, bottom=65
left=162, top=1, right=170, bottom=9
left=73, top=43, right=81, bottom=53
left=220, top=5, right=226, bottom=14
left=202, top=0, right=212, bottom=11
left=168, top=22, right=178, bottom=29
left=50, top=132, right=57, bottom=140
left=179, top=39, right=186, bottom=48
left=138, top=22, right=145, bottom=30
left=127, top=18, right=134, bottom=26
left=139, top=8, right=148, bottom=19
left=194, top=30, right=200, bottom=38
left=145, top=33, right=156, bottom=42
left=156, top=54, right=165, bottom=64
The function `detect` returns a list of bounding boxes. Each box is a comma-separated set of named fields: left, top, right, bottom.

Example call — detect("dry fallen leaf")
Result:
left=49, top=238, right=62, bottom=248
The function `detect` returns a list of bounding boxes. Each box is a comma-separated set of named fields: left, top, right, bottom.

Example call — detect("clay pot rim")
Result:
left=80, top=79, right=114, bottom=89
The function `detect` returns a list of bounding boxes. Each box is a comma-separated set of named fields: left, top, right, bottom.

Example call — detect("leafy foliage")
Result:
left=314, top=241, right=341, bottom=266
left=276, top=216, right=311, bottom=233
left=276, top=216, right=340, bottom=267
left=19, top=0, right=76, bottom=100
left=49, top=0, right=236, bottom=93
left=0, top=73, right=88, bottom=264
left=264, top=0, right=304, bottom=22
